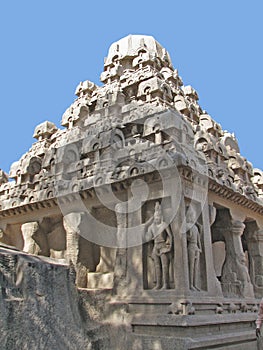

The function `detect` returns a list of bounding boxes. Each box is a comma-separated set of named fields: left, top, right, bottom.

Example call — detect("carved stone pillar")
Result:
left=171, top=200, right=189, bottom=295
left=221, top=219, right=254, bottom=298
left=113, top=202, right=128, bottom=293
left=63, top=212, right=85, bottom=287
left=63, top=213, right=81, bottom=266
left=201, top=204, right=222, bottom=296
left=21, top=222, right=40, bottom=255
left=246, top=223, right=263, bottom=298
left=63, top=212, right=100, bottom=288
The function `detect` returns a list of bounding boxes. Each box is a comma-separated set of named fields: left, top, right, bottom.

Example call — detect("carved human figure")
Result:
left=186, top=206, right=202, bottom=291
left=146, top=202, right=172, bottom=289
left=115, top=202, right=128, bottom=248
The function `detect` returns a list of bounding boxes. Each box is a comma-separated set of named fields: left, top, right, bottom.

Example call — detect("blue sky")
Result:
left=0, top=1, right=262, bottom=173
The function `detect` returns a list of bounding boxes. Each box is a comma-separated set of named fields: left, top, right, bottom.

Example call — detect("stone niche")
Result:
left=0, top=34, right=262, bottom=349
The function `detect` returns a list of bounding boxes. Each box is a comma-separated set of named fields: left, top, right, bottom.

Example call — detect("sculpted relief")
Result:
left=186, top=206, right=202, bottom=291
left=0, top=35, right=261, bottom=306
left=145, top=202, right=173, bottom=290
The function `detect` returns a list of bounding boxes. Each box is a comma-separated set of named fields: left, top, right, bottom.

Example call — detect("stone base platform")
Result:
left=80, top=289, right=259, bottom=349
left=130, top=314, right=257, bottom=349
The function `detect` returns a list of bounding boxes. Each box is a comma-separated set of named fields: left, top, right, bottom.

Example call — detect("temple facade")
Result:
left=0, top=35, right=262, bottom=349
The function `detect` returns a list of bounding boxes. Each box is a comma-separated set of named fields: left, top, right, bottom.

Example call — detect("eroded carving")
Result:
left=0, top=34, right=261, bottom=312
left=21, top=222, right=40, bottom=255
left=63, top=212, right=100, bottom=288
left=221, top=218, right=254, bottom=297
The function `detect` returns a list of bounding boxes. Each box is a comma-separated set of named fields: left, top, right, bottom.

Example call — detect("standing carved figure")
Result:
left=147, top=202, right=172, bottom=289
left=186, top=206, right=202, bottom=291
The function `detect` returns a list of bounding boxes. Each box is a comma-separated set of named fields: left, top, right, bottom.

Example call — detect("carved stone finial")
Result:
left=33, top=121, right=57, bottom=140
left=75, top=80, right=98, bottom=97
left=103, top=34, right=173, bottom=70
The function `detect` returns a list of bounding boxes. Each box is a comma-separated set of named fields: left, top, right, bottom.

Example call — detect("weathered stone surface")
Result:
left=0, top=35, right=261, bottom=211
left=0, top=244, right=95, bottom=349
left=0, top=34, right=262, bottom=349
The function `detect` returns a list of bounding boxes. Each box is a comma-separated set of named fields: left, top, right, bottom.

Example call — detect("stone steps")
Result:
left=79, top=290, right=259, bottom=349
left=129, top=313, right=258, bottom=350
left=128, top=331, right=258, bottom=350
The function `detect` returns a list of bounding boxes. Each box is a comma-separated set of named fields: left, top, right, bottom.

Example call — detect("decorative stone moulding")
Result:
left=0, top=34, right=262, bottom=350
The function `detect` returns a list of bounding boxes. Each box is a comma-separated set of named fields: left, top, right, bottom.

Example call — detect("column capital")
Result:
left=229, top=208, right=246, bottom=222
left=230, top=219, right=245, bottom=236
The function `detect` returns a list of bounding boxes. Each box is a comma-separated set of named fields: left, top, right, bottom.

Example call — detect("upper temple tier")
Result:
left=0, top=34, right=262, bottom=213
left=103, top=34, right=173, bottom=71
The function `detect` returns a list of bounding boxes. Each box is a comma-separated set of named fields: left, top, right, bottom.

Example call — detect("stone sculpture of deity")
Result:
left=186, top=206, right=202, bottom=291
left=146, top=202, right=173, bottom=289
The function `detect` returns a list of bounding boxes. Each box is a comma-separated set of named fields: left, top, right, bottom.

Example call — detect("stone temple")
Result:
left=0, top=35, right=262, bottom=349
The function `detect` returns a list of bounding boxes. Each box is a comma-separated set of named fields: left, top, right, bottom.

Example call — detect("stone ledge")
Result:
left=87, top=272, right=114, bottom=289
left=131, top=313, right=257, bottom=327
left=128, top=332, right=257, bottom=350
